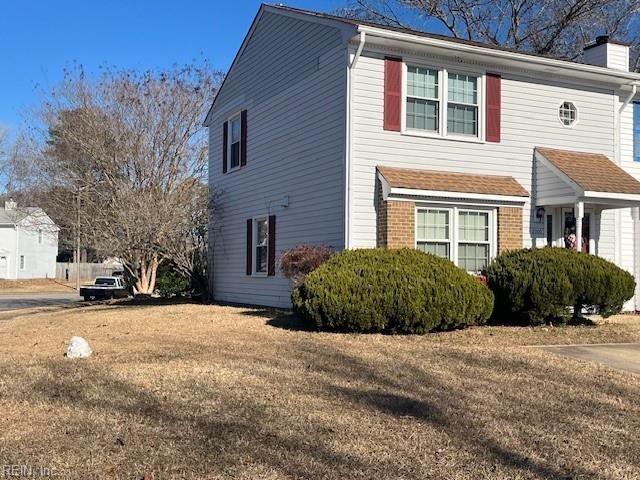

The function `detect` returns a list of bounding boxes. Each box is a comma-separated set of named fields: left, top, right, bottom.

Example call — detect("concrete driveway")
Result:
left=541, top=343, right=640, bottom=375
left=0, top=293, right=81, bottom=312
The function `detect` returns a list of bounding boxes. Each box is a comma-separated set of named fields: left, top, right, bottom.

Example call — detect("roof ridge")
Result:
left=266, top=3, right=630, bottom=67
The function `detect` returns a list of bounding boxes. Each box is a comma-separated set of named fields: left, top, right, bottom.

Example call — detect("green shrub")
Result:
left=485, top=248, right=635, bottom=325
left=155, top=262, right=190, bottom=298
left=292, top=248, right=494, bottom=333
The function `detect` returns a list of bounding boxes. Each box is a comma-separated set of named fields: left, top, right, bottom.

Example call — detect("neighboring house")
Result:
left=0, top=200, right=59, bottom=279
left=205, top=4, right=640, bottom=309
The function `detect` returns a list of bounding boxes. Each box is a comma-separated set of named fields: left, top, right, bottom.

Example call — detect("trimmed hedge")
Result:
left=292, top=248, right=494, bottom=333
left=485, top=248, right=635, bottom=325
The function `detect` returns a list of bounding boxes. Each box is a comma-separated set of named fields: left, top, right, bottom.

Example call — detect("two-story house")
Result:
left=0, top=200, right=59, bottom=279
left=205, top=4, right=640, bottom=309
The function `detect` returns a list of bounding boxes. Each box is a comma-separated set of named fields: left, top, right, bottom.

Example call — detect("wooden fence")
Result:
left=55, top=263, right=121, bottom=281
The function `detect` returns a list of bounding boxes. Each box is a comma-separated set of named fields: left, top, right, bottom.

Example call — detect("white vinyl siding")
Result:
left=208, top=12, right=349, bottom=307
left=349, top=48, right=616, bottom=262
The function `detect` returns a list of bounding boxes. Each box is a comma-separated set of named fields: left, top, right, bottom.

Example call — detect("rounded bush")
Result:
left=485, top=248, right=635, bottom=325
left=292, top=248, right=494, bottom=333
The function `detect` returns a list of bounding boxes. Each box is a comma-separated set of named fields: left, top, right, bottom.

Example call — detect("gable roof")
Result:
left=204, top=3, right=640, bottom=126
left=377, top=165, right=529, bottom=198
left=535, top=147, right=640, bottom=195
left=267, top=4, right=640, bottom=81
left=0, top=207, right=56, bottom=227
left=0, top=208, right=24, bottom=225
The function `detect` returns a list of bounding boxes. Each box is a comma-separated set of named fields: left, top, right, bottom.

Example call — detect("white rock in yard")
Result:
left=66, top=336, right=93, bottom=358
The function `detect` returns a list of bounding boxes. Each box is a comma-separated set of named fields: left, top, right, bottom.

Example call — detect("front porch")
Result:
left=535, top=147, right=640, bottom=254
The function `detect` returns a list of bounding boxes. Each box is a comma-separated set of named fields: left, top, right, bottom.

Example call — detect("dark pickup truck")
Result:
left=79, top=277, right=129, bottom=301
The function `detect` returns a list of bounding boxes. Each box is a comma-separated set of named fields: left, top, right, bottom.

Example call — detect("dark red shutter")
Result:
left=486, top=73, right=501, bottom=143
left=222, top=121, right=228, bottom=173
left=384, top=57, right=402, bottom=132
left=267, top=215, right=276, bottom=276
left=246, top=219, right=252, bottom=275
left=240, top=110, right=247, bottom=167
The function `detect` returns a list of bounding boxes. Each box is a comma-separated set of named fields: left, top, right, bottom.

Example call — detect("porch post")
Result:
left=589, top=210, right=597, bottom=255
left=575, top=201, right=584, bottom=252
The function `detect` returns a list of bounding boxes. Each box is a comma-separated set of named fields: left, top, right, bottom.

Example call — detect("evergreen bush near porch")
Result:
left=292, top=249, right=494, bottom=333
left=485, top=248, right=635, bottom=325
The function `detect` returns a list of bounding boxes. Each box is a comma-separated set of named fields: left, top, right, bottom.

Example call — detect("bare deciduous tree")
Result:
left=7, top=64, right=222, bottom=294
left=339, top=0, right=640, bottom=69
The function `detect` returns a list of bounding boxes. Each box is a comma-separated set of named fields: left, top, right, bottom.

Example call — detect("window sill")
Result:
left=402, top=129, right=485, bottom=144
left=251, top=272, right=268, bottom=278
left=225, top=166, right=243, bottom=175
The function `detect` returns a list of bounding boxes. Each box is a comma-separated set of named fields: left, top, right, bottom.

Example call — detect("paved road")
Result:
left=0, top=293, right=81, bottom=312
left=541, top=343, right=640, bottom=375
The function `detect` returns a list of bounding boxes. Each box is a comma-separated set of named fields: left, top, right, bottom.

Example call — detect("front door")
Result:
left=0, top=256, right=7, bottom=279
left=562, top=208, right=590, bottom=253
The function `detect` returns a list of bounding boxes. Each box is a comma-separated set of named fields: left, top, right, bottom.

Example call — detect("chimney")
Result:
left=4, top=199, right=16, bottom=210
left=583, top=35, right=630, bottom=71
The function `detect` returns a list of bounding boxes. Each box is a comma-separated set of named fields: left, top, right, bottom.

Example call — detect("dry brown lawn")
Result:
left=0, top=303, right=638, bottom=479
left=0, top=278, right=81, bottom=294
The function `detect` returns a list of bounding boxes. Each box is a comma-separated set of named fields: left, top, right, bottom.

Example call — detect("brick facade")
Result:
left=376, top=181, right=415, bottom=248
left=377, top=190, right=523, bottom=253
left=497, top=207, right=523, bottom=252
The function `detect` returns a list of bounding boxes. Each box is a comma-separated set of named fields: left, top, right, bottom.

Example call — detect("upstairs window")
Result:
left=228, top=114, right=242, bottom=171
left=559, top=102, right=577, bottom=127
left=19, top=255, right=25, bottom=270
left=447, top=73, right=478, bottom=136
left=38, top=229, right=43, bottom=245
left=403, top=66, right=481, bottom=139
left=406, top=66, right=439, bottom=132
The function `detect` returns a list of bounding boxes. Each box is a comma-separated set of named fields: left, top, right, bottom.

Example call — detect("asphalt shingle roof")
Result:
left=377, top=166, right=530, bottom=197
left=536, top=147, right=640, bottom=195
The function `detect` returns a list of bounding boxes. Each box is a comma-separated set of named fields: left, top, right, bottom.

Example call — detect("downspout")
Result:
left=14, top=224, right=19, bottom=279
left=619, top=83, right=638, bottom=114
left=616, top=82, right=638, bottom=308
left=345, top=30, right=366, bottom=250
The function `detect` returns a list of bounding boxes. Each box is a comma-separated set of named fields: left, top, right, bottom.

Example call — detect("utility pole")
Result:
left=75, top=186, right=81, bottom=292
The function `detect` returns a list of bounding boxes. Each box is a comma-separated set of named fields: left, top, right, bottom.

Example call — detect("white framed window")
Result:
left=403, top=62, right=483, bottom=140
left=416, top=209, right=451, bottom=258
left=457, top=210, right=490, bottom=272
left=416, top=205, right=496, bottom=273
left=227, top=113, right=242, bottom=171
left=558, top=102, right=577, bottom=127
left=406, top=66, right=440, bottom=132
left=253, top=217, right=268, bottom=275
left=447, top=73, right=479, bottom=136
left=19, top=255, right=25, bottom=271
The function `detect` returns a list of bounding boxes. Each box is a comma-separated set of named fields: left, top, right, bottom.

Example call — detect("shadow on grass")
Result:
left=0, top=323, right=638, bottom=478
left=265, top=312, right=316, bottom=332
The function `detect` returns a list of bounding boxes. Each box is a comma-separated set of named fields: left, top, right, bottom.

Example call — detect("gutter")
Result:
left=358, top=25, right=640, bottom=84
left=344, top=31, right=366, bottom=249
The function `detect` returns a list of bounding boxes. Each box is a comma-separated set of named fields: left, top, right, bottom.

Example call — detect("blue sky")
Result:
left=0, top=0, right=346, bottom=135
